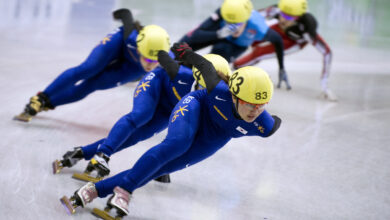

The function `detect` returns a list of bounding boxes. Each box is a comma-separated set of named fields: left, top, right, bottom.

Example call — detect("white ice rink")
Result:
left=1, top=0, right=390, bottom=219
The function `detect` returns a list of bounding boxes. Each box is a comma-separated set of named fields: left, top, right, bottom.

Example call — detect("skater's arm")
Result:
left=263, top=28, right=285, bottom=70
left=171, top=43, right=220, bottom=93
left=184, top=9, right=223, bottom=44
left=158, top=51, right=180, bottom=80
left=267, top=115, right=282, bottom=137
left=313, top=34, right=332, bottom=91
left=255, top=110, right=282, bottom=138
left=258, top=4, right=279, bottom=19
left=185, top=51, right=220, bottom=93
left=112, top=8, right=135, bottom=41
left=300, top=13, right=318, bottom=43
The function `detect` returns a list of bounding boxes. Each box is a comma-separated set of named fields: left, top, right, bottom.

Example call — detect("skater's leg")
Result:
left=100, top=107, right=170, bottom=155
left=81, top=139, right=105, bottom=160
left=95, top=127, right=230, bottom=194
left=49, top=60, right=144, bottom=106
left=210, top=40, right=247, bottom=63
left=94, top=72, right=164, bottom=156
left=43, top=30, right=124, bottom=99
left=95, top=96, right=201, bottom=197
left=233, top=24, right=300, bottom=68
left=72, top=110, right=169, bottom=180
left=135, top=135, right=231, bottom=188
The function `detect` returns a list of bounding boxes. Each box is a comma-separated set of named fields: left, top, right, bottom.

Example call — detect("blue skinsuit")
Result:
left=95, top=81, right=277, bottom=197
left=81, top=65, right=195, bottom=160
left=43, top=27, right=147, bottom=107
left=179, top=9, right=270, bottom=61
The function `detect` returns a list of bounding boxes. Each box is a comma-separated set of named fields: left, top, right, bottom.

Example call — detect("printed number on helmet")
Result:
left=229, top=72, right=244, bottom=95
left=194, top=70, right=201, bottom=81
left=149, top=50, right=159, bottom=57
left=255, top=92, right=267, bottom=100
left=136, top=33, right=145, bottom=43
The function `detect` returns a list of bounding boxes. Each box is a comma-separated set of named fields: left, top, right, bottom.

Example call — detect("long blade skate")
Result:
left=13, top=112, right=33, bottom=122
left=92, top=207, right=119, bottom=220
left=72, top=172, right=103, bottom=183
left=60, top=196, right=76, bottom=215
left=52, top=160, right=64, bottom=174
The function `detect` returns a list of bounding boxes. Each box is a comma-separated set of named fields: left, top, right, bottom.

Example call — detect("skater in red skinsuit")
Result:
left=234, top=0, right=337, bottom=101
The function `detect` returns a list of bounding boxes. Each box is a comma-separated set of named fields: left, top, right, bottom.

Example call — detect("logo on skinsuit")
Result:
left=171, top=105, right=189, bottom=122
left=101, top=36, right=111, bottom=45
left=182, top=96, right=194, bottom=104
left=134, top=81, right=151, bottom=97
left=145, top=72, right=155, bottom=81
left=257, top=125, right=264, bottom=133
left=236, top=126, right=248, bottom=135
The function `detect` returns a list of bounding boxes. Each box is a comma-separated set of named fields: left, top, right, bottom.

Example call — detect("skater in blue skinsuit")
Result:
left=179, top=0, right=289, bottom=87
left=52, top=51, right=232, bottom=183
left=14, top=9, right=170, bottom=122
left=60, top=43, right=282, bottom=219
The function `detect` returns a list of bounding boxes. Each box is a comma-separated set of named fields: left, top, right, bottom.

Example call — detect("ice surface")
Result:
left=1, top=0, right=390, bottom=219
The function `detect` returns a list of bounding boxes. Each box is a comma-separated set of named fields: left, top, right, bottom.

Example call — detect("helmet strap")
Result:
left=231, top=96, right=243, bottom=120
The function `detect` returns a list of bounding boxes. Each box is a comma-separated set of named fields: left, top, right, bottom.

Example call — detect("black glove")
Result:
left=171, top=42, right=192, bottom=61
left=157, top=50, right=180, bottom=80
left=112, top=9, right=134, bottom=41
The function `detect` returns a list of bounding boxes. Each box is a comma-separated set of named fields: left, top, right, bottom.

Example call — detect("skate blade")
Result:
left=72, top=172, right=103, bottom=183
left=92, top=208, right=118, bottom=220
left=13, top=112, right=33, bottom=122
left=60, top=196, right=76, bottom=215
left=52, top=160, right=63, bottom=174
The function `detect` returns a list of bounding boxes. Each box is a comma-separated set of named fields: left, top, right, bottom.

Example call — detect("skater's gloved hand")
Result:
left=171, top=42, right=192, bottom=61
left=158, top=50, right=180, bottom=79
left=277, top=69, right=292, bottom=90
left=216, top=23, right=242, bottom=39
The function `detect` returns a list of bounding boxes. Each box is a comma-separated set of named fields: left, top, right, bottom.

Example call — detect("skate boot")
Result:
left=14, top=92, right=54, bottom=122
left=154, top=174, right=171, bottom=183
left=72, top=152, right=110, bottom=183
left=52, top=147, right=83, bottom=174
left=60, top=182, right=98, bottom=215
left=276, top=69, right=292, bottom=90
left=92, top=186, right=131, bottom=220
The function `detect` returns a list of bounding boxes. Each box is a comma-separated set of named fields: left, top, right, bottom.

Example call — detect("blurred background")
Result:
left=0, top=0, right=389, bottom=219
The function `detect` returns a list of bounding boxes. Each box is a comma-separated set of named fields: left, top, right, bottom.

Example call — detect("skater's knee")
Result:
left=126, top=110, right=153, bottom=128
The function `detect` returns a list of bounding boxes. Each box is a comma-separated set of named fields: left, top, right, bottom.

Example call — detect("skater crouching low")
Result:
left=59, top=43, right=281, bottom=219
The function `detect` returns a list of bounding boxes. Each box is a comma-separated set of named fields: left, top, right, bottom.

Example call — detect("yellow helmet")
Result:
left=278, top=0, right=308, bottom=16
left=221, top=0, right=253, bottom=24
left=136, top=25, right=170, bottom=60
left=228, top=66, right=273, bottom=104
left=193, top=54, right=231, bottom=88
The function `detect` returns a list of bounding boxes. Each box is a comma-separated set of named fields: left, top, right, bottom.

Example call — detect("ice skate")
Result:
left=92, top=186, right=131, bottom=220
left=14, top=92, right=54, bottom=122
left=13, top=95, right=41, bottom=122
left=52, top=147, right=83, bottom=174
left=60, top=182, right=98, bottom=215
left=13, top=112, right=34, bottom=122
left=154, top=174, right=171, bottom=183
left=276, top=69, right=292, bottom=90
left=72, top=153, right=110, bottom=183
